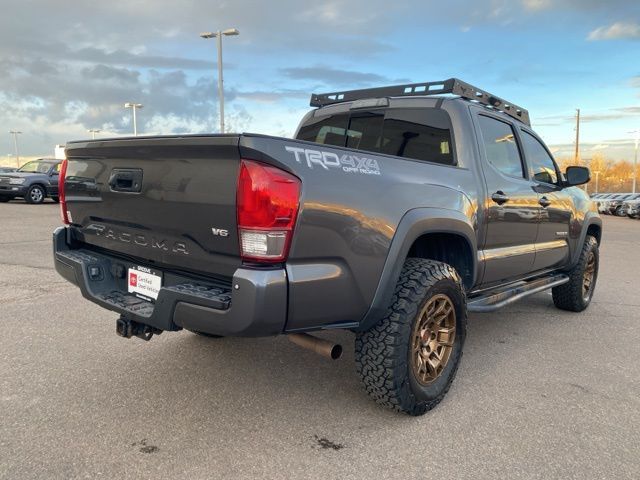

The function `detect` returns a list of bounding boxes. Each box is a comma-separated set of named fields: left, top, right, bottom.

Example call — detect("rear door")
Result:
left=475, top=114, right=540, bottom=285
left=518, top=128, right=571, bottom=271
left=47, top=162, right=61, bottom=196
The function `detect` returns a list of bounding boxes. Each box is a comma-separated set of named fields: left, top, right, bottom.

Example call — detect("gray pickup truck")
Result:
left=53, top=78, right=601, bottom=415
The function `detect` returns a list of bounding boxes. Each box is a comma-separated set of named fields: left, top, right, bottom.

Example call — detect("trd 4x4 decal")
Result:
left=285, top=146, right=381, bottom=176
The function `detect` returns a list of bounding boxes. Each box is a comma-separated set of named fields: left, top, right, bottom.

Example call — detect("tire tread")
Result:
left=355, top=258, right=466, bottom=415
left=552, top=235, right=598, bottom=312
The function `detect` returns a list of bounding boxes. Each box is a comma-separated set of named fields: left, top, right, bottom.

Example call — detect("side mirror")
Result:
left=564, top=166, right=590, bottom=187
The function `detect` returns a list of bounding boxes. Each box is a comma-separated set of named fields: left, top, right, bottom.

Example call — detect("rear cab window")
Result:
left=296, top=107, right=455, bottom=166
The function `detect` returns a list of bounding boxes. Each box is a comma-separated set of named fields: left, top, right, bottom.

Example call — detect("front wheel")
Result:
left=355, top=258, right=467, bottom=416
left=25, top=185, right=46, bottom=204
left=552, top=235, right=599, bottom=312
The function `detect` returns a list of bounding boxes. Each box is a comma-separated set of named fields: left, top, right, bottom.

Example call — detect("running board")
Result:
left=468, top=274, right=569, bottom=313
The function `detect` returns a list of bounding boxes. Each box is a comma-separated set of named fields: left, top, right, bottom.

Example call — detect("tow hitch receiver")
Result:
left=116, top=316, right=162, bottom=341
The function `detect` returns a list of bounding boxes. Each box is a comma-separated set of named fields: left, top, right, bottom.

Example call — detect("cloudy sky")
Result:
left=1, top=0, right=639, bottom=161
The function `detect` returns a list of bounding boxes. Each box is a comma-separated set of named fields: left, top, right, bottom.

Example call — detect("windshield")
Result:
left=18, top=160, right=55, bottom=173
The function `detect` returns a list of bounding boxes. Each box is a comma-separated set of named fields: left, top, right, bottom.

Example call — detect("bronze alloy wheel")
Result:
left=582, top=251, right=596, bottom=301
left=410, top=294, right=456, bottom=386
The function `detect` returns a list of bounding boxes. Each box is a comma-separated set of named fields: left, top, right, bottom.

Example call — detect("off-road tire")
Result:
left=552, top=235, right=599, bottom=312
left=355, top=258, right=467, bottom=416
left=25, top=185, right=46, bottom=204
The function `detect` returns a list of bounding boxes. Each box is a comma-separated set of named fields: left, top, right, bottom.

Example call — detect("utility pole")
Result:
left=593, top=171, right=600, bottom=194
left=200, top=28, right=240, bottom=133
left=629, top=129, right=639, bottom=194
left=9, top=130, right=22, bottom=168
left=574, top=109, right=580, bottom=164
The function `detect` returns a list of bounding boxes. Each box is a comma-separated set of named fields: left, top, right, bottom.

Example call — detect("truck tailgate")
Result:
left=64, top=135, right=242, bottom=278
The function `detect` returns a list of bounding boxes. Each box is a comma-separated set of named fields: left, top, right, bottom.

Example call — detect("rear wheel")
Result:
left=25, top=185, right=46, bottom=204
left=552, top=235, right=599, bottom=312
left=51, top=196, right=60, bottom=203
left=355, top=258, right=467, bottom=415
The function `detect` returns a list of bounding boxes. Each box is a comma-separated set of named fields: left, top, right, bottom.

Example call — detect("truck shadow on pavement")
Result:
left=79, top=293, right=566, bottom=426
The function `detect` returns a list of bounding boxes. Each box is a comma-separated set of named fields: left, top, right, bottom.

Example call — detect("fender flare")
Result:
left=358, top=207, right=477, bottom=331
left=571, top=214, right=602, bottom=266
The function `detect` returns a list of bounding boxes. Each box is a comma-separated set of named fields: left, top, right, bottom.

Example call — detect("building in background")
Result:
left=54, top=145, right=65, bottom=160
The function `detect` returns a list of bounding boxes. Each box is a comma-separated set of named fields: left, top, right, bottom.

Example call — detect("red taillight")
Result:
left=59, top=158, right=70, bottom=225
left=237, top=159, right=301, bottom=262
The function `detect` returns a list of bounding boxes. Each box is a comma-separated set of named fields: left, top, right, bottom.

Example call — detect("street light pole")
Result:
left=217, top=32, right=224, bottom=133
left=88, top=129, right=101, bottom=140
left=630, top=129, right=640, bottom=194
left=124, top=103, right=143, bottom=136
left=200, top=28, right=239, bottom=133
left=9, top=130, right=22, bottom=168
left=593, top=171, right=600, bottom=194
left=574, top=108, right=580, bottom=164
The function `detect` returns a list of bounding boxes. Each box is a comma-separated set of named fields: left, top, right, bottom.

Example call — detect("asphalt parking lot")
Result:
left=1, top=201, right=638, bottom=480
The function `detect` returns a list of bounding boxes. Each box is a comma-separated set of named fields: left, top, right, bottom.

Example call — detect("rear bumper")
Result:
left=53, top=227, right=287, bottom=337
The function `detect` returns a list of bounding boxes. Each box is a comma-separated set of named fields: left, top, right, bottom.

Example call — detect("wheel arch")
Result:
left=358, top=207, right=477, bottom=331
left=27, top=182, right=47, bottom=191
left=586, top=222, right=602, bottom=245
left=573, top=214, right=602, bottom=264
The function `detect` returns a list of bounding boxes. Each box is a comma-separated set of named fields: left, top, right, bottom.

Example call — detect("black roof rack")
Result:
left=310, top=78, right=530, bottom=126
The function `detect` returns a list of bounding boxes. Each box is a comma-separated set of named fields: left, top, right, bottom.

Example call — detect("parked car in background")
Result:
left=0, top=158, right=62, bottom=204
left=595, top=193, right=614, bottom=214
left=616, top=194, right=640, bottom=216
left=0, top=166, right=17, bottom=173
left=624, top=198, right=640, bottom=218
left=607, top=193, right=636, bottom=216
left=589, top=193, right=640, bottom=218
left=599, top=193, right=623, bottom=215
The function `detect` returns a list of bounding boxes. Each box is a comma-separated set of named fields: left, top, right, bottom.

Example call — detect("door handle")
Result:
left=539, top=196, right=551, bottom=208
left=108, top=168, right=143, bottom=193
left=491, top=191, right=509, bottom=205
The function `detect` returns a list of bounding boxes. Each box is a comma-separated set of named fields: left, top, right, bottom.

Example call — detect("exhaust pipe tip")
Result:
left=329, top=343, right=343, bottom=360
left=288, top=333, right=343, bottom=360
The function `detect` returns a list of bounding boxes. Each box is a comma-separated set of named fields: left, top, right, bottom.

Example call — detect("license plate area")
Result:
left=128, top=266, right=162, bottom=301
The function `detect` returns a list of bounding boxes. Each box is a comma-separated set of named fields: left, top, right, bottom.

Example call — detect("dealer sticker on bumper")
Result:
left=128, top=266, right=162, bottom=301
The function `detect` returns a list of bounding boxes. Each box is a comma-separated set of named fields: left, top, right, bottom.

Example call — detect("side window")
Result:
left=477, top=115, right=524, bottom=178
left=521, top=131, right=558, bottom=185
left=380, top=109, right=454, bottom=165
left=53, top=163, right=61, bottom=174
left=296, top=113, right=349, bottom=147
